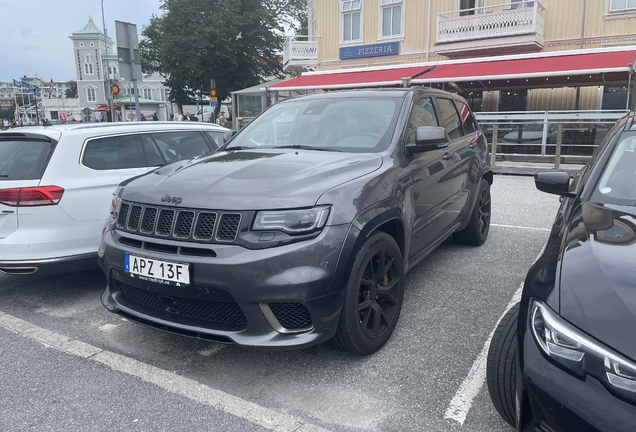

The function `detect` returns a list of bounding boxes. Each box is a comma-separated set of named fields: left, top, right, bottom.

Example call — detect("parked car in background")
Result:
left=487, top=112, right=636, bottom=432
left=99, top=88, right=492, bottom=354
left=0, top=122, right=228, bottom=275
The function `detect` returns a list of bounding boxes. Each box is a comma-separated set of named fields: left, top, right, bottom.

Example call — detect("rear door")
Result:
left=0, top=134, right=57, bottom=245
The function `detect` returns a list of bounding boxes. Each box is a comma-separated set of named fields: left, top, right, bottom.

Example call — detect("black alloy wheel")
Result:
left=357, top=249, right=400, bottom=338
left=332, top=231, right=405, bottom=355
left=454, top=178, right=491, bottom=246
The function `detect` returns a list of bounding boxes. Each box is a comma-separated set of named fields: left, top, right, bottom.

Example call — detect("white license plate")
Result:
left=124, top=254, right=190, bottom=285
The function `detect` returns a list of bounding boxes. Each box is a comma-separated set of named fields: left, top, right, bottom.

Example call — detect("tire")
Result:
left=331, top=231, right=404, bottom=355
left=486, top=303, right=519, bottom=429
left=454, top=178, right=491, bottom=246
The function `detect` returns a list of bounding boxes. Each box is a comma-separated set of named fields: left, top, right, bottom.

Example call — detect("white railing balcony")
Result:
left=282, top=36, right=318, bottom=72
left=437, top=1, right=544, bottom=45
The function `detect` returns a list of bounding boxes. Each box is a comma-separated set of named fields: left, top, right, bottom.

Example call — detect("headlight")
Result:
left=531, top=300, right=636, bottom=402
left=253, top=206, right=330, bottom=234
left=107, top=186, right=123, bottom=225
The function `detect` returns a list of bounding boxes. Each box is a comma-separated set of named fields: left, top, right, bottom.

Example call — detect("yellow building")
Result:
left=279, top=0, right=636, bottom=112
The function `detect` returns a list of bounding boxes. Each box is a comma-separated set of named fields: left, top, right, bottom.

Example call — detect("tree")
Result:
left=65, top=81, right=77, bottom=99
left=140, top=0, right=289, bottom=106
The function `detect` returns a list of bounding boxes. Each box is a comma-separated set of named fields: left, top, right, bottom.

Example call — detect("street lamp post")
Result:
left=101, top=0, right=113, bottom=122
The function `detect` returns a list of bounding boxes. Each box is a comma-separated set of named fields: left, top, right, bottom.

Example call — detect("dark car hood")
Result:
left=121, top=149, right=383, bottom=210
left=559, top=201, right=636, bottom=361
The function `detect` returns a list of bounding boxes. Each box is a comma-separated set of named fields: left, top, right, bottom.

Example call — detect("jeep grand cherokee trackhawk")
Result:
left=99, top=89, right=492, bottom=354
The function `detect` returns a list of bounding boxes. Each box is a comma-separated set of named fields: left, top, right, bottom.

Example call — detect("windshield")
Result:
left=593, top=131, right=636, bottom=206
left=227, top=97, right=402, bottom=153
left=0, top=138, right=55, bottom=180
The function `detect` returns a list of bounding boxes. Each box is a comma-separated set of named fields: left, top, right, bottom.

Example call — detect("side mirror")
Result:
left=405, top=126, right=450, bottom=155
left=535, top=170, right=573, bottom=196
left=223, top=129, right=237, bottom=142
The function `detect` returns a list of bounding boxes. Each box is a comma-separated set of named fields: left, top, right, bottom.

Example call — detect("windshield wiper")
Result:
left=272, top=145, right=342, bottom=152
left=0, top=174, right=8, bottom=177
left=224, top=146, right=254, bottom=151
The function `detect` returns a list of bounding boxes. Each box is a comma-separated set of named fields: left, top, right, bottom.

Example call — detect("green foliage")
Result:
left=65, top=80, right=77, bottom=99
left=140, top=0, right=303, bottom=105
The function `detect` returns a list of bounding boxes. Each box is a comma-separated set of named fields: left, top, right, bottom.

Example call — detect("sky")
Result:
left=0, top=0, right=163, bottom=82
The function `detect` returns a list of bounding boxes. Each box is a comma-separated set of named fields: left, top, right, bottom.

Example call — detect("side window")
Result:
left=205, top=131, right=225, bottom=149
left=453, top=101, right=477, bottom=134
left=82, top=135, right=145, bottom=170
left=150, top=132, right=211, bottom=162
left=436, top=98, right=463, bottom=140
left=406, top=97, right=438, bottom=145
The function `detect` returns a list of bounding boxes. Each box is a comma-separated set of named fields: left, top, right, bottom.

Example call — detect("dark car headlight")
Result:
left=253, top=206, right=330, bottom=235
left=531, top=300, right=636, bottom=402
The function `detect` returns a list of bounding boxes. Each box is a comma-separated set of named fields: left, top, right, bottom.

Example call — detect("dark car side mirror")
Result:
left=405, top=126, right=450, bottom=155
left=535, top=170, right=574, bottom=197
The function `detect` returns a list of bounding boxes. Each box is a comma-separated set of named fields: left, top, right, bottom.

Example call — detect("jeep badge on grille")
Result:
left=161, top=194, right=183, bottom=205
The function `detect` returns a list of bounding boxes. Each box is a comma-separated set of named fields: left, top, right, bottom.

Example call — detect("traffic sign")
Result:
left=209, top=101, right=218, bottom=107
left=111, top=84, right=121, bottom=95
left=209, top=88, right=217, bottom=98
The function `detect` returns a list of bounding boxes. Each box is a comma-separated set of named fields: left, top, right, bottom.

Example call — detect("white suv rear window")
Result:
left=0, top=138, right=55, bottom=180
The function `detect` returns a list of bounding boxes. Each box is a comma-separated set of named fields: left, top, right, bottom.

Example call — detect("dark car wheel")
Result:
left=331, top=231, right=404, bottom=355
left=486, top=303, right=519, bottom=429
left=454, top=178, right=491, bottom=246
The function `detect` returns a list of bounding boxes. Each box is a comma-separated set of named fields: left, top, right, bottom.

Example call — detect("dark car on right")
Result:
left=487, top=112, right=636, bottom=432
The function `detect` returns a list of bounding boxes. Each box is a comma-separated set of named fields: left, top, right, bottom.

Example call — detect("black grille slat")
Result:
left=194, top=212, right=217, bottom=240
left=269, top=303, right=313, bottom=330
left=140, top=207, right=158, bottom=233
left=117, top=203, right=130, bottom=228
left=156, top=209, right=175, bottom=236
left=117, top=201, right=241, bottom=244
left=217, top=213, right=241, bottom=242
left=127, top=205, right=142, bottom=231
left=174, top=211, right=195, bottom=239
left=117, top=281, right=247, bottom=327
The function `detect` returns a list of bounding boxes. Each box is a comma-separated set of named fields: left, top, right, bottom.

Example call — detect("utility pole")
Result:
left=101, top=0, right=113, bottom=122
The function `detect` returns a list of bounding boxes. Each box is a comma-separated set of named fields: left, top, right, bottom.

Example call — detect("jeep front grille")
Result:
left=117, top=201, right=242, bottom=244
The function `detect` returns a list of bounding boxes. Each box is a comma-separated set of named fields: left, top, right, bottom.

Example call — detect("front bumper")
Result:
left=99, top=224, right=354, bottom=349
left=520, top=323, right=636, bottom=432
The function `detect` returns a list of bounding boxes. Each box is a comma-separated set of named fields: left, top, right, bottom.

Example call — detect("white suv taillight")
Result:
left=0, top=186, right=64, bottom=207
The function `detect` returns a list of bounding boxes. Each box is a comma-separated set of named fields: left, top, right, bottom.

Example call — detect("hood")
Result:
left=559, top=201, right=636, bottom=361
left=121, top=149, right=383, bottom=210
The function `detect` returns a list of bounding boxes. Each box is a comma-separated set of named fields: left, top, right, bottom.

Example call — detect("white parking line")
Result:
left=491, top=223, right=550, bottom=232
left=444, top=247, right=545, bottom=426
left=0, top=312, right=329, bottom=432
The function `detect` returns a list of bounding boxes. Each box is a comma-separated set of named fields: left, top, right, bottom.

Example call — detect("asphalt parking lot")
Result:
left=0, top=174, right=561, bottom=432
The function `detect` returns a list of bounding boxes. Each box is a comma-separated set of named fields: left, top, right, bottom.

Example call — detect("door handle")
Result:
left=443, top=152, right=451, bottom=160
left=469, top=143, right=476, bottom=149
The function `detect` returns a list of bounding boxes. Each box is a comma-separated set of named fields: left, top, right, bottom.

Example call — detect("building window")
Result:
left=159, top=88, right=167, bottom=101
left=609, top=0, right=636, bottom=12
left=341, top=1, right=361, bottom=42
left=381, top=0, right=402, bottom=37
left=143, top=88, right=152, bottom=100
left=459, top=0, right=485, bottom=15
left=84, top=54, right=94, bottom=75
left=308, top=0, right=317, bottom=38
left=87, top=87, right=96, bottom=102
left=509, top=0, right=534, bottom=9
left=50, top=111, right=59, bottom=120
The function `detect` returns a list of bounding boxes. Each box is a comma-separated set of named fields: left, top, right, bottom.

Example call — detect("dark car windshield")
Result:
left=227, top=97, right=403, bottom=153
left=0, top=138, right=55, bottom=180
left=592, top=131, right=636, bottom=206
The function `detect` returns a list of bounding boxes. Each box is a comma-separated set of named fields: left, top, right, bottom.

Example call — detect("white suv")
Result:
left=0, top=122, right=228, bottom=275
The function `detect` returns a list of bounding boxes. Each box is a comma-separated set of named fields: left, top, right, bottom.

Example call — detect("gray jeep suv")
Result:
left=99, top=88, right=492, bottom=354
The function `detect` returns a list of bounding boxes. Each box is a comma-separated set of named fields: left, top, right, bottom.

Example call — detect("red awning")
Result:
left=270, top=65, right=434, bottom=91
left=93, top=104, right=120, bottom=111
left=411, top=49, right=636, bottom=91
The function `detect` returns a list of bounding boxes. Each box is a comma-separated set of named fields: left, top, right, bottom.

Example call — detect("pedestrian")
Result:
left=141, top=113, right=147, bottom=121
left=227, top=107, right=232, bottom=121
left=183, top=110, right=191, bottom=121
left=43, top=118, right=51, bottom=126
left=217, top=113, right=228, bottom=128
left=152, top=112, right=158, bottom=121
left=173, top=111, right=183, bottom=121
left=2, top=119, right=8, bottom=130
